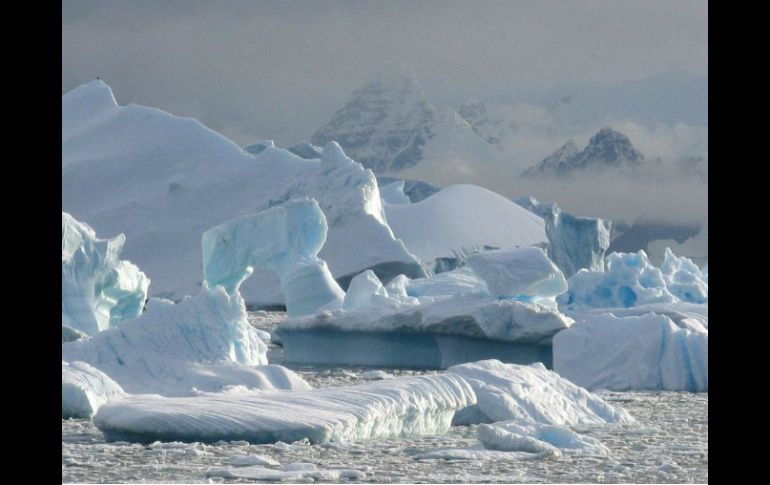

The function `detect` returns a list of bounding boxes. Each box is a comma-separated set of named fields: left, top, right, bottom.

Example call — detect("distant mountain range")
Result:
left=522, top=128, right=645, bottom=177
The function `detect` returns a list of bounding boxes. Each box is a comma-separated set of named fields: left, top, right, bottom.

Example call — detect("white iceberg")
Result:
left=202, top=198, right=344, bottom=317
left=62, top=284, right=310, bottom=396
left=465, top=247, right=567, bottom=304
left=277, top=262, right=572, bottom=368
left=62, top=360, right=126, bottom=419
left=383, top=184, right=547, bottom=269
left=62, top=212, right=150, bottom=336
left=477, top=420, right=610, bottom=457
left=553, top=312, right=708, bottom=392
left=63, top=80, right=423, bottom=307
left=447, top=360, right=634, bottom=426
left=379, top=179, right=412, bottom=205
left=559, top=249, right=708, bottom=309
left=93, top=374, right=475, bottom=444
left=207, top=464, right=365, bottom=481
left=516, top=197, right=611, bottom=277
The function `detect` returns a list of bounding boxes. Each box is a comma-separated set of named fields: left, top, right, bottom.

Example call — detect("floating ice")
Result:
left=62, top=212, right=150, bottom=336
left=94, top=374, right=476, bottom=444
left=448, top=360, right=634, bottom=426
left=478, top=420, right=609, bottom=457
left=244, top=140, right=275, bottom=155
left=559, top=249, right=708, bottom=309
left=384, top=184, right=547, bottom=267
left=63, top=81, right=423, bottom=306
left=379, top=179, right=412, bottom=205
left=202, top=198, right=345, bottom=317
left=553, top=312, right=708, bottom=391
left=62, top=284, right=310, bottom=396
left=342, top=269, right=418, bottom=312
left=207, top=463, right=365, bottom=481
left=516, top=197, right=611, bottom=278
left=465, top=247, right=567, bottom=303
left=286, top=141, right=323, bottom=160
left=62, top=361, right=125, bottom=419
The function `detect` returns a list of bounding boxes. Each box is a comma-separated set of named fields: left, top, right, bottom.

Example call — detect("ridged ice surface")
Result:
left=94, top=374, right=476, bottom=444
left=63, top=386, right=707, bottom=483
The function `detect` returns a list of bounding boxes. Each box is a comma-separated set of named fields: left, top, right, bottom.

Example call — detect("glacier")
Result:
left=62, top=283, right=311, bottom=396
left=447, top=360, right=634, bottom=426
left=516, top=196, right=611, bottom=277
left=553, top=312, right=708, bottom=392
left=93, top=374, right=476, bottom=444
left=62, top=212, right=150, bottom=336
left=202, top=198, right=344, bottom=317
left=559, top=249, right=708, bottom=309
left=62, top=80, right=423, bottom=307
left=62, top=360, right=126, bottom=419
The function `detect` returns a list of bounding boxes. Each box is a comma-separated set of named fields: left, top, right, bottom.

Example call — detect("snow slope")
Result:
left=62, top=80, right=422, bottom=306
left=384, top=184, right=547, bottom=264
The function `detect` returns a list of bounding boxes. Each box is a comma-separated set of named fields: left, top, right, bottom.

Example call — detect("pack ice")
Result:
left=62, top=283, right=309, bottom=396
left=276, top=247, right=573, bottom=368
left=93, top=374, right=476, bottom=444
left=62, top=212, right=149, bottom=336
left=202, top=198, right=344, bottom=317
left=62, top=80, right=423, bottom=306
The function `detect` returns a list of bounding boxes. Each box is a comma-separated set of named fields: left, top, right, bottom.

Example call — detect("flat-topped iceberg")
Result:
left=553, top=312, right=708, bottom=392
left=93, top=374, right=476, bottom=444
left=447, top=360, right=634, bottom=426
left=559, top=249, right=708, bottom=309
left=62, top=284, right=310, bottom=396
left=275, top=248, right=573, bottom=368
left=516, top=197, right=611, bottom=278
left=63, top=80, right=423, bottom=306
left=202, top=199, right=344, bottom=317
left=62, top=361, right=126, bottom=419
left=62, top=212, right=150, bottom=336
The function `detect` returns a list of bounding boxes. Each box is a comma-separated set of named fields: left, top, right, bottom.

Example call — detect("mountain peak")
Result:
left=523, top=128, right=644, bottom=177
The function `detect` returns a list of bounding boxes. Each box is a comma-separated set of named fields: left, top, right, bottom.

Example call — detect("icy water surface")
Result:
left=62, top=312, right=707, bottom=483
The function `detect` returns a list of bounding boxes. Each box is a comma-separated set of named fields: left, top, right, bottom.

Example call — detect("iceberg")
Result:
left=384, top=185, right=547, bottom=269
left=516, top=196, right=611, bottom=277
left=62, top=212, right=150, bottom=336
left=202, top=198, right=344, bottom=317
left=62, top=284, right=310, bottom=396
left=276, top=260, right=573, bottom=368
left=286, top=141, right=323, bottom=160
left=62, top=361, right=126, bottom=419
left=379, top=179, right=413, bottom=205
left=63, top=80, right=423, bottom=307
left=559, top=249, right=708, bottom=309
left=93, top=374, right=475, bottom=444
left=553, top=312, right=708, bottom=392
left=465, top=247, right=567, bottom=303
left=447, top=360, right=634, bottom=426
left=478, top=420, right=610, bottom=457
left=244, top=140, right=275, bottom=155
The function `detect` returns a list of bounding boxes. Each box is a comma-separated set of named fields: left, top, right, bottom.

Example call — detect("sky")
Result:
left=62, top=0, right=707, bottom=226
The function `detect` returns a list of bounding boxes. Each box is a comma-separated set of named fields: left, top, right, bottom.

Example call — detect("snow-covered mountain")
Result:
left=311, top=70, right=503, bottom=174
left=522, top=128, right=644, bottom=177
